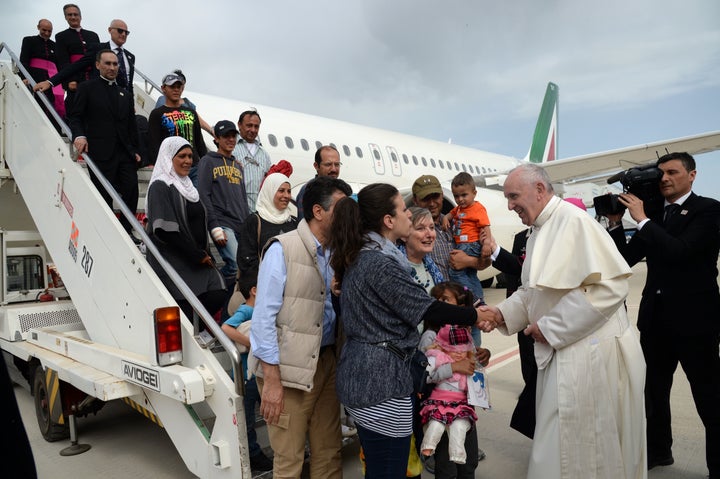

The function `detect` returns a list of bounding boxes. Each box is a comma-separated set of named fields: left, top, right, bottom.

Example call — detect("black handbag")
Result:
left=376, top=341, right=429, bottom=395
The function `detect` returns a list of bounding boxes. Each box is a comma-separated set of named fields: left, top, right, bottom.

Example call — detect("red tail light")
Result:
left=154, top=307, right=182, bottom=366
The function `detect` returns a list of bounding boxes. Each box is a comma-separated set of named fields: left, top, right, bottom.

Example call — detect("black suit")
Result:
left=19, top=35, right=56, bottom=83
left=19, top=35, right=57, bottom=107
left=54, top=27, right=100, bottom=111
left=49, top=41, right=135, bottom=97
left=68, top=77, right=139, bottom=233
left=492, top=229, right=536, bottom=439
left=609, top=192, right=720, bottom=475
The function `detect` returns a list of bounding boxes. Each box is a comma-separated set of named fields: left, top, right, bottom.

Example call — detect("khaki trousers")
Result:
left=257, top=348, right=342, bottom=478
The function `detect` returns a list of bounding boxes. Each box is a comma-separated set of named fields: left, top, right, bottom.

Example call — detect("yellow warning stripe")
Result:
left=121, top=397, right=164, bottom=428
left=45, top=368, right=65, bottom=425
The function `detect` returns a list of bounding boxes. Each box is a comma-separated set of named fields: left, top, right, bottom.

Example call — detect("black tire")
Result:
left=33, top=365, right=69, bottom=442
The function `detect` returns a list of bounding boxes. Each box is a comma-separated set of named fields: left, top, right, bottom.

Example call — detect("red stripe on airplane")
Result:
left=547, top=129, right=556, bottom=162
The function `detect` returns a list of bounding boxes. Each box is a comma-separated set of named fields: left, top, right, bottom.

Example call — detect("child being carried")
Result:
left=420, top=323, right=478, bottom=465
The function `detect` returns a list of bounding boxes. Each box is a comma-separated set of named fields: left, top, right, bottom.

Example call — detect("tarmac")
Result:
left=11, top=261, right=712, bottom=478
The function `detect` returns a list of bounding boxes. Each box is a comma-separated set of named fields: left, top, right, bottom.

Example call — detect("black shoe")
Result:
left=478, top=447, right=487, bottom=461
left=250, top=451, right=273, bottom=471
left=647, top=454, right=674, bottom=470
left=422, top=455, right=435, bottom=474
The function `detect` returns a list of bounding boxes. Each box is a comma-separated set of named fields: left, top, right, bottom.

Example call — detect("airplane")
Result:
left=131, top=74, right=720, bottom=282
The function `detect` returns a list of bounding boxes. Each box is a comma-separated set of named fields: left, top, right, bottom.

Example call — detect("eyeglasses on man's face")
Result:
left=113, top=28, right=130, bottom=35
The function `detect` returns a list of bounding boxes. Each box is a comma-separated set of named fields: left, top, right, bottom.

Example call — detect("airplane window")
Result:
left=285, top=136, right=294, bottom=149
left=482, top=167, right=487, bottom=173
left=330, top=142, right=337, bottom=149
left=446, top=160, right=452, bottom=170
left=413, top=155, right=418, bottom=166
left=315, top=141, right=322, bottom=150
left=454, top=162, right=460, bottom=171
left=391, top=151, right=398, bottom=163
left=430, top=158, right=436, bottom=167
left=438, top=159, right=445, bottom=169
left=422, top=157, right=427, bottom=167
left=462, top=164, right=467, bottom=172
left=301, top=139, right=309, bottom=151
left=343, top=145, right=351, bottom=157
left=373, top=149, right=381, bottom=160
left=268, top=134, right=278, bottom=147
left=355, top=147, right=364, bottom=158
left=402, top=154, right=409, bottom=165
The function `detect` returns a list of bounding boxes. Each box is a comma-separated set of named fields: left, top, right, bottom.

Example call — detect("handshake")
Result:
left=474, top=304, right=502, bottom=332
left=474, top=304, right=547, bottom=344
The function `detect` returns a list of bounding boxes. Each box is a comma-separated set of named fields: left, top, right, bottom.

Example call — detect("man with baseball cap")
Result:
left=413, top=175, right=453, bottom=279
left=148, top=70, right=208, bottom=177
left=412, top=175, right=489, bottom=278
left=197, top=120, right=249, bottom=279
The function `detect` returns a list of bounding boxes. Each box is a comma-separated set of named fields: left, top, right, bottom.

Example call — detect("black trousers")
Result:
left=641, top=330, right=720, bottom=476
left=433, top=427, right=479, bottom=479
left=510, top=331, right=537, bottom=439
left=88, top=147, right=138, bottom=234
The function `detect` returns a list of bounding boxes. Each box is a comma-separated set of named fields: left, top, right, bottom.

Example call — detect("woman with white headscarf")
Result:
left=237, top=172, right=299, bottom=276
left=146, top=136, right=226, bottom=321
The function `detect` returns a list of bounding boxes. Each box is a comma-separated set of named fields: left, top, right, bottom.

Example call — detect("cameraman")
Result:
left=604, top=152, right=720, bottom=478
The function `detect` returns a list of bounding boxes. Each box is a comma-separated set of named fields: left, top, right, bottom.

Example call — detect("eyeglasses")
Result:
left=113, top=28, right=130, bottom=35
left=320, top=162, right=342, bottom=168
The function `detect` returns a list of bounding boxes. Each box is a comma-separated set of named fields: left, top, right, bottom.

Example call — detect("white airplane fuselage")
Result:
left=162, top=90, right=531, bottom=280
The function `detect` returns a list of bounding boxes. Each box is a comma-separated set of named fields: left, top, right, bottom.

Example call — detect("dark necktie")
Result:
left=115, top=48, right=128, bottom=88
left=663, top=203, right=679, bottom=225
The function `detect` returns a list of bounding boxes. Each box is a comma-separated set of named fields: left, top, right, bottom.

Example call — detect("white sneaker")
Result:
left=341, top=424, right=357, bottom=437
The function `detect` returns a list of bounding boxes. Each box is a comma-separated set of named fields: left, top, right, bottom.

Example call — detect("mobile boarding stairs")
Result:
left=0, top=42, right=259, bottom=479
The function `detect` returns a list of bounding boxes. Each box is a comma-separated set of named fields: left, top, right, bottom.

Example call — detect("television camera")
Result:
left=593, top=164, right=664, bottom=218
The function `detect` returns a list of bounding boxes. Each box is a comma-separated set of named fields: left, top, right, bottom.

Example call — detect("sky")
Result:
left=2, top=0, right=719, bottom=197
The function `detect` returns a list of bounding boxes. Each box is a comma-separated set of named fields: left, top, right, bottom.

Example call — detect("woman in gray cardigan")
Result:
left=329, top=183, right=485, bottom=479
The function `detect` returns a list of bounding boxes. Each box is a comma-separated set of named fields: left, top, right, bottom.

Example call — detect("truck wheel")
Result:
left=33, top=366, right=69, bottom=442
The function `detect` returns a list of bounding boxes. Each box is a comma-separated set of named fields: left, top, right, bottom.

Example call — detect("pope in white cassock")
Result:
left=478, top=164, right=647, bottom=479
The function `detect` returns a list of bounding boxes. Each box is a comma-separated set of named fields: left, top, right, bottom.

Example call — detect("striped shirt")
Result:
left=430, top=218, right=453, bottom=280
left=232, top=139, right=271, bottom=212
left=345, top=397, right=413, bottom=437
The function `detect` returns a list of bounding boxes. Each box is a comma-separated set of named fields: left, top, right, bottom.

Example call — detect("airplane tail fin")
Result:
left=525, top=82, right=559, bottom=163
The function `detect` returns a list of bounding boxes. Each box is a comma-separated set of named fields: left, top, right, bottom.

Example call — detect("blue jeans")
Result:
left=449, top=241, right=483, bottom=347
left=189, top=165, right=199, bottom=187
left=448, top=241, right=484, bottom=301
left=243, top=377, right=262, bottom=457
left=356, top=423, right=411, bottom=478
left=217, top=226, right=239, bottom=277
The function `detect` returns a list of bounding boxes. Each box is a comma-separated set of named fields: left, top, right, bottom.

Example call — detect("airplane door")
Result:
left=386, top=146, right=402, bottom=177
left=368, top=143, right=385, bottom=175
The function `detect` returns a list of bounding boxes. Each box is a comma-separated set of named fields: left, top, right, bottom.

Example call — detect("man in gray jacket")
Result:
left=197, top=120, right=249, bottom=278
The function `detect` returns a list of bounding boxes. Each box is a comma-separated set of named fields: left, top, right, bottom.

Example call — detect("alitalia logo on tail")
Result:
left=528, top=82, right=558, bottom=163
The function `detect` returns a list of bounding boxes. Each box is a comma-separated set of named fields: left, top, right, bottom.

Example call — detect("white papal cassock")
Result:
left=497, top=196, right=647, bottom=479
